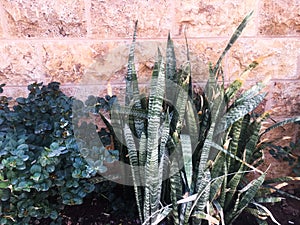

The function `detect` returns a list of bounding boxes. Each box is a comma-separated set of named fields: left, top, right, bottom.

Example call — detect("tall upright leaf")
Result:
left=144, top=49, right=166, bottom=223
left=213, top=11, right=253, bottom=75
left=126, top=20, right=140, bottom=106
left=227, top=118, right=243, bottom=172
left=125, top=21, right=145, bottom=138
left=124, top=124, right=144, bottom=221
left=166, top=33, right=177, bottom=83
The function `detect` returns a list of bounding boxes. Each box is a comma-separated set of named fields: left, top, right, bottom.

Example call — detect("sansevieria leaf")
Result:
left=126, top=20, right=139, bottom=106
left=227, top=173, right=266, bottom=224
left=260, top=116, right=300, bottom=136
left=124, top=124, right=144, bottom=221
left=213, top=11, right=253, bottom=75
left=219, top=92, right=266, bottom=133
left=144, top=48, right=165, bottom=223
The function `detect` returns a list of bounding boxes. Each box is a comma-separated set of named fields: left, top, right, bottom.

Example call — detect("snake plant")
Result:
left=102, top=12, right=280, bottom=225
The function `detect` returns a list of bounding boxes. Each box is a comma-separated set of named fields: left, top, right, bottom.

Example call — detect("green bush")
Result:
left=0, top=82, right=117, bottom=224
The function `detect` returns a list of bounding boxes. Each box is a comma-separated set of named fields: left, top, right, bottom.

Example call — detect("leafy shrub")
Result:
left=0, top=82, right=118, bottom=224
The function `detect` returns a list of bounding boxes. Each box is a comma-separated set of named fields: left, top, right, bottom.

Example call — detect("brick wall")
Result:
left=0, top=0, right=299, bottom=175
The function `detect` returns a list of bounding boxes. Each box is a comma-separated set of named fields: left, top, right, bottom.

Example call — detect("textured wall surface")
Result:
left=0, top=0, right=299, bottom=176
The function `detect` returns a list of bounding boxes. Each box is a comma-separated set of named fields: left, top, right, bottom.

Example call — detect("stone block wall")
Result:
left=0, top=0, right=299, bottom=175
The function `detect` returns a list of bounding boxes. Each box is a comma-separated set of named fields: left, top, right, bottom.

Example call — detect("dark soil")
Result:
left=61, top=192, right=141, bottom=225
left=33, top=182, right=141, bottom=225
left=233, top=187, right=300, bottom=225
left=266, top=195, right=300, bottom=225
left=34, top=185, right=300, bottom=225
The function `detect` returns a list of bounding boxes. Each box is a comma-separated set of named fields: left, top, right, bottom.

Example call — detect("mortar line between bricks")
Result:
left=0, top=37, right=230, bottom=42
left=269, top=79, right=300, bottom=82
left=0, top=36, right=299, bottom=44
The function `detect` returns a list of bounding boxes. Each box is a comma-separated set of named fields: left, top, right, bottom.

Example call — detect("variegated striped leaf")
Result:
left=213, top=11, right=253, bottom=75
left=219, top=92, right=266, bottom=133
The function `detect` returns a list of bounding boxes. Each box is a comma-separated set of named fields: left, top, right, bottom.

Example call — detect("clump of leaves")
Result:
left=100, top=12, right=283, bottom=225
left=0, top=82, right=117, bottom=224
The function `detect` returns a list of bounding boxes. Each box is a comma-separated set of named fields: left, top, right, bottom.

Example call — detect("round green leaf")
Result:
left=31, top=172, right=41, bottom=182
left=0, top=189, right=10, bottom=201
left=30, top=164, right=42, bottom=174
left=72, top=169, right=81, bottom=179
left=49, top=210, right=58, bottom=220
left=0, top=180, right=9, bottom=189
left=46, top=165, right=55, bottom=173
left=17, top=143, right=28, bottom=151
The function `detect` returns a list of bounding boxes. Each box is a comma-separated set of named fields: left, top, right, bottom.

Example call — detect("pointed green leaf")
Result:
left=124, top=124, right=144, bottom=222
left=261, top=116, right=300, bottom=136
left=146, top=49, right=166, bottom=221
left=227, top=173, right=266, bottom=224
left=166, top=33, right=177, bottom=82
left=126, top=20, right=140, bottom=106
left=219, top=92, right=266, bottom=133
left=213, top=11, right=253, bottom=75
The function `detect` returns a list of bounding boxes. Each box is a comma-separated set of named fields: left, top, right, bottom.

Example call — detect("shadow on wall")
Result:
left=81, top=41, right=209, bottom=89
